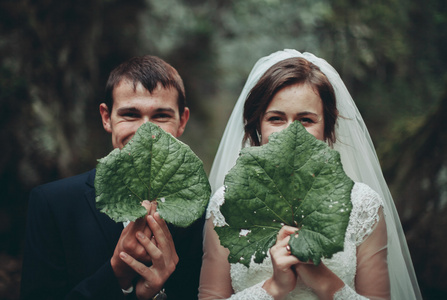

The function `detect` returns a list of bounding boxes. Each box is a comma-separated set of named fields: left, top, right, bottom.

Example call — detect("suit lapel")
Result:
left=85, top=169, right=123, bottom=250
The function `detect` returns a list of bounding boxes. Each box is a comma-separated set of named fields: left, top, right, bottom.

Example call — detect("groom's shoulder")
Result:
left=30, top=169, right=96, bottom=200
left=39, top=169, right=95, bottom=188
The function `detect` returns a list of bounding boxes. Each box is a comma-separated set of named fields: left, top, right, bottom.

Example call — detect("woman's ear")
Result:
left=99, top=103, right=112, bottom=133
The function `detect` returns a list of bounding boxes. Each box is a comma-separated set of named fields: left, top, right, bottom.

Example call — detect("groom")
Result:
left=20, top=55, right=204, bottom=299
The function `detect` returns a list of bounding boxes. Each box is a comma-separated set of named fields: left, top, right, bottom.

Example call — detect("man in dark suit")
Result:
left=20, top=55, right=204, bottom=299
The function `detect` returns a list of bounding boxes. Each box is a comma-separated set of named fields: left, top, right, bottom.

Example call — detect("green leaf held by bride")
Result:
left=215, top=121, right=353, bottom=267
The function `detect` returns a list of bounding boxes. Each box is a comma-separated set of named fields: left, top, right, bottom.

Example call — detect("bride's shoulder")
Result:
left=206, top=186, right=226, bottom=226
left=209, top=186, right=225, bottom=206
left=348, top=182, right=385, bottom=245
left=351, top=182, right=384, bottom=209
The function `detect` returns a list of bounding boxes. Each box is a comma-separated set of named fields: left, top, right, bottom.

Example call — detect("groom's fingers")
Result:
left=146, top=215, right=170, bottom=263
left=135, top=230, right=161, bottom=259
left=152, top=213, right=179, bottom=264
left=119, top=251, right=154, bottom=276
left=141, top=200, right=152, bottom=211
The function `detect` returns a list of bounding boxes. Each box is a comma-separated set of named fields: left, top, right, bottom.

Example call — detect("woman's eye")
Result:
left=268, top=116, right=282, bottom=122
left=300, top=118, right=314, bottom=124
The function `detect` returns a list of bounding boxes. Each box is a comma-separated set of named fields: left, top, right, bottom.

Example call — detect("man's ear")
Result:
left=176, top=107, right=190, bottom=137
left=99, top=103, right=112, bottom=133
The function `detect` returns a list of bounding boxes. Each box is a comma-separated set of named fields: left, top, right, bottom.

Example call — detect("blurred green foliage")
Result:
left=0, top=0, right=446, bottom=298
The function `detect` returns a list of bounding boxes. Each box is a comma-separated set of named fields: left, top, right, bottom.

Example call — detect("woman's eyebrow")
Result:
left=264, top=110, right=318, bottom=117
left=295, top=111, right=318, bottom=118
left=264, top=110, right=286, bottom=115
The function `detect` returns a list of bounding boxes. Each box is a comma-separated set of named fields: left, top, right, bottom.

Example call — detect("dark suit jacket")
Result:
left=20, top=169, right=204, bottom=300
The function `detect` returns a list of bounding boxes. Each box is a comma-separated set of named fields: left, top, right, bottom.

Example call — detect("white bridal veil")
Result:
left=208, top=49, right=422, bottom=300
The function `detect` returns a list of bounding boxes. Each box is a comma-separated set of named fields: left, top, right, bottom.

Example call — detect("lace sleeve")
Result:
left=351, top=183, right=390, bottom=300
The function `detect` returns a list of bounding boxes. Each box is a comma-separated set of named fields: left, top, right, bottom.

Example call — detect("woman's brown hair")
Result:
left=243, top=57, right=338, bottom=146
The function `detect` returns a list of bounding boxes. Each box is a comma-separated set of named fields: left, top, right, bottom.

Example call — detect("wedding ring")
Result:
left=285, top=245, right=291, bottom=254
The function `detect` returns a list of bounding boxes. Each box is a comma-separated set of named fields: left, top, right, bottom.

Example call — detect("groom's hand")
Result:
left=111, top=201, right=154, bottom=289
left=119, top=212, right=179, bottom=299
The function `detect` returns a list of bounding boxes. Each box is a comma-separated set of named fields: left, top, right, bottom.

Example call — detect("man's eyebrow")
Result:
left=116, top=106, right=139, bottom=114
left=116, top=107, right=176, bottom=114
left=154, top=107, right=176, bottom=114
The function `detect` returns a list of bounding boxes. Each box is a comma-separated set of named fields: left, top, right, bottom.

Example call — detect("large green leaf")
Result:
left=215, top=121, right=353, bottom=267
left=95, top=122, right=210, bottom=227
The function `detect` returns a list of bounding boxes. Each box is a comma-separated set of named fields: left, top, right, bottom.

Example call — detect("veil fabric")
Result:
left=208, top=49, right=422, bottom=300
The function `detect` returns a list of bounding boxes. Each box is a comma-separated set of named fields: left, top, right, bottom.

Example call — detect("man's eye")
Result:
left=123, top=113, right=139, bottom=118
left=154, top=114, right=172, bottom=119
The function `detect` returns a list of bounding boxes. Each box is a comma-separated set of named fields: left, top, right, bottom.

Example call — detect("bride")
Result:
left=199, top=50, right=421, bottom=299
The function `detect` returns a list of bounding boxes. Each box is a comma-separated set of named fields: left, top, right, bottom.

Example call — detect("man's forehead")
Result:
left=112, top=80, right=179, bottom=106
left=114, top=79, right=176, bottom=93
left=116, top=106, right=177, bottom=113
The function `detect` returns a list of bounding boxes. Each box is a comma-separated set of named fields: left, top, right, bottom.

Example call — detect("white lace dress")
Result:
left=200, top=182, right=388, bottom=300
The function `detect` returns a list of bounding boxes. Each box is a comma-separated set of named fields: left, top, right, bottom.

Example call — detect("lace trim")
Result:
left=227, top=281, right=273, bottom=300
left=206, top=186, right=227, bottom=226
left=334, top=285, right=368, bottom=300
left=230, top=254, right=273, bottom=294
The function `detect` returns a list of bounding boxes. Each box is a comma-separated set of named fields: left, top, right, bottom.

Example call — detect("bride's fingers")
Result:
left=271, top=243, right=293, bottom=259
left=295, top=258, right=314, bottom=265
left=271, top=238, right=293, bottom=258
left=273, top=226, right=299, bottom=254
left=274, top=233, right=293, bottom=248
left=277, top=226, right=298, bottom=241
left=271, top=230, right=291, bottom=255
left=270, top=244, right=300, bottom=271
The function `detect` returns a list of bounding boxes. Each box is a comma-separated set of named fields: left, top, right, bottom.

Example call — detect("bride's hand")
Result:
left=294, top=256, right=344, bottom=300
left=262, top=225, right=300, bottom=300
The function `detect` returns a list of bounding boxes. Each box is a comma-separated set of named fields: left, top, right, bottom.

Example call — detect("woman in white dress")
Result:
left=199, top=50, right=422, bottom=300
